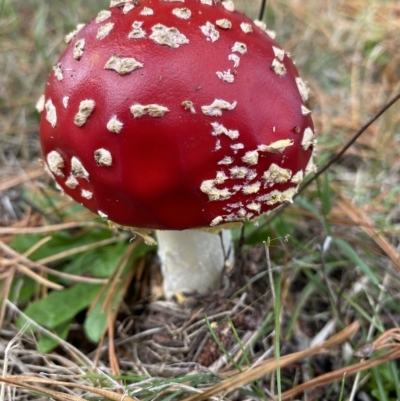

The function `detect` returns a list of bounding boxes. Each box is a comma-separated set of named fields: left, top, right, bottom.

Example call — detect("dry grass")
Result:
left=1, top=0, right=400, bottom=400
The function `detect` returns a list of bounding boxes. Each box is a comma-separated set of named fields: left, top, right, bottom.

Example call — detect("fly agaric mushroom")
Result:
left=38, top=0, right=316, bottom=298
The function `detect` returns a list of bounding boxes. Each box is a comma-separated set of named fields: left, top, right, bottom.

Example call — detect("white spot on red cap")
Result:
left=140, top=7, right=154, bottom=15
left=258, top=187, right=297, bottom=205
left=200, top=180, right=231, bottom=201
left=200, top=0, right=212, bottom=5
left=182, top=100, right=196, bottom=113
left=150, top=24, right=189, bottom=48
left=62, top=96, right=69, bottom=108
left=66, top=174, right=79, bottom=189
left=253, top=20, right=267, bottom=31
left=231, top=42, right=247, bottom=54
left=97, top=22, right=115, bottom=40
left=263, top=163, right=292, bottom=185
left=74, top=99, right=95, bottom=126
left=53, top=63, right=63, bottom=81
left=122, top=3, right=135, bottom=14
left=240, top=23, right=252, bottom=33
left=210, top=216, right=223, bottom=227
left=222, top=0, right=235, bottom=11
left=216, top=19, right=232, bottom=29
left=301, top=105, right=312, bottom=115
left=98, top=210, right=108, bottom=219
left=237, top=208, right=247, bottom=217
left=272, top=46, right=285, bottom=61
left=305, top=156, right=317, bottom=176
left=65, top=23, right=85, bottom=44
left=81, top=189, right=93, bottom=200
left=216, top=69, right=235, bottom=83
left=172, top=7, right=191, bottom=19
left=71, top=157, right=89, bottom=181
left=215, top=171, right=228, bottom=184
left=258, top=139, right=294, bottom=153
left=242, top=150, right=259, bottom=165
left=107, top=115, right=123, bottom=133
left=95, top=10, right=112, bottom=24
left=302, top=127, right=315, bottom=150
left=211, top=122, right=239, bottom=139
left=247, top=202, right=261, bottom=212
left=130, top=104, right=169, bottom=118
left=74, top=38, right=85, bottom=60
left=94, top=148, right=113, bottom=166
left=253, top=20, right=276, bottom=38
left=36, top=95, right=45, bottom=113
left=228, top=54, right=240, bottom=67
left=247, top=170, right=257, bottom=180
left=202, top=99, right=237, bottom=116
left=271, top=58, right=286, bottom=77
left=104, top=55, right=143, bottom=75
left=230, top=166, right=248, bottom=179
left=45, top=99, right=57, bottom=128
left=218, top=156, right=234, bottom=165
left=242, top=182, right=261, bottom=194
left=296, top=77, right=310, bottom=102
left=291, top=170, right=304, bottom=184
left=129, top=21, right=146, bottom=39
left=200, top=21, right=220, bottom=42
left=47, top=151, right=64, bottom=177
left=230, top=143, right=244, bottom=152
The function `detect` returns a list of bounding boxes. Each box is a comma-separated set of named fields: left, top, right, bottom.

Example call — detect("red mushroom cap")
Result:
left=39, top=0, right=316, bottom=230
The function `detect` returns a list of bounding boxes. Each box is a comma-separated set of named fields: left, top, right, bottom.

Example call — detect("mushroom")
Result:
left=38, top=0, right=315, bottom=298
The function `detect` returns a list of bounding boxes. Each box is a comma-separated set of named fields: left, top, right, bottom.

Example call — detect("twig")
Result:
left=258, top=0, right=267, bottom=21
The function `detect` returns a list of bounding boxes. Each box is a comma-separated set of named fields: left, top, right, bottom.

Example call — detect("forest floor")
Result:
left=1, top=0, right=400, bottom=400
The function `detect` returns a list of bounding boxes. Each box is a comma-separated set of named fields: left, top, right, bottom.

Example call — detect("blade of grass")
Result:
left=228, top=317, right=251, bottom=367
left=274, top=270, right=282, bottom=401
left=338, top=373, right=346, bottom=401
left=204, top=315, right=241, bottom=373
left=372, top=366, right=389, bottom=401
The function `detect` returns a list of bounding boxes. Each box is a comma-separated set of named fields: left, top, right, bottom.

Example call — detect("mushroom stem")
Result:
left=156, top=229, right=234, bottom=299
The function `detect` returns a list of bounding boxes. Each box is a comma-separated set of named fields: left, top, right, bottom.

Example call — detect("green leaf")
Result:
left=63, top=242, right=128, bottom=278
left=321, top=171, right=332, bottom=217
left=333, top=238, right=379, bottom=286
left=84, top=301, right=109, bottom=344
left=10, top=277, right=37, bottom=302
left=37, top=320, right=71, bottom=354
left=18, top=283, right=103, bottom=329
left=84, top=243, right=154, bottom=343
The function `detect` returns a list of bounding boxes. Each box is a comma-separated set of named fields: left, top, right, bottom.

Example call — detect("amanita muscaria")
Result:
left=38, top=0, right=316, bottom=298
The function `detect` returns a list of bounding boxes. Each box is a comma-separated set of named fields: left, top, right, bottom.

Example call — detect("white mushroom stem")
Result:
left=156, top=229, right=234, bottom=299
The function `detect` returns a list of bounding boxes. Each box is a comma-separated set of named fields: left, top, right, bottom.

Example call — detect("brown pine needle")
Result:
left=0, top=376, right=139, bottom=401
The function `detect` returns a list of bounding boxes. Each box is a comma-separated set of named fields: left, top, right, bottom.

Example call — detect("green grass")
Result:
left=1, top=0, right=400, bottom=400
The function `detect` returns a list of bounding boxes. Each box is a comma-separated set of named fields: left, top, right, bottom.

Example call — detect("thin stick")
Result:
left=258, top=0, right=267, bottom=21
